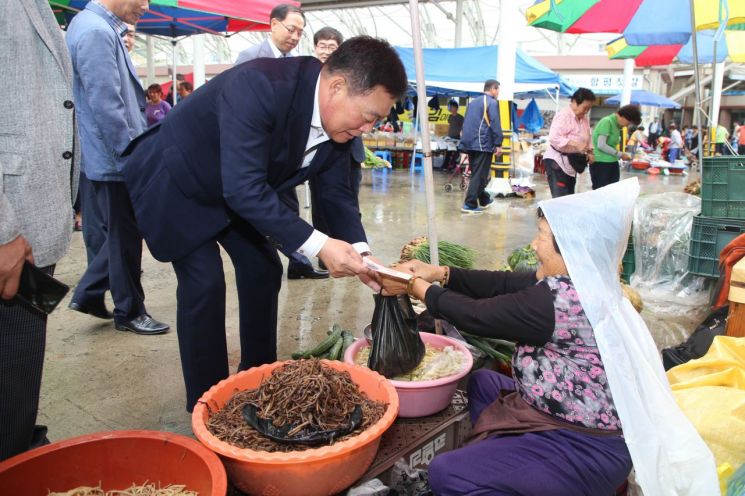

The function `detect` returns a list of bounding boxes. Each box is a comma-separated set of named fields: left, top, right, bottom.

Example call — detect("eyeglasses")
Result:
left=278, top=21, right=304, bottom=37
left=315, top=43, right=338, bottom=52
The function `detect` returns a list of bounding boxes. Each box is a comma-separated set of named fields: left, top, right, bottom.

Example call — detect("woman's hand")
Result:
left=394, top=259, right=447, bottom=283
left=380, top=276, right=408, bottom=296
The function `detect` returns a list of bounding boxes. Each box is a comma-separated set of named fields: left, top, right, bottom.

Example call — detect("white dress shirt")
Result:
left=295, top=76, right=371, bottom=258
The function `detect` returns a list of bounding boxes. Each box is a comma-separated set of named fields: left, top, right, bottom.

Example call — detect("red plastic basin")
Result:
left=0, top=430, right=227, bottom=495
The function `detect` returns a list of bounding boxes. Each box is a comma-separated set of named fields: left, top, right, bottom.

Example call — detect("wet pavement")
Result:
left=39, top=167, right=693, bottom=440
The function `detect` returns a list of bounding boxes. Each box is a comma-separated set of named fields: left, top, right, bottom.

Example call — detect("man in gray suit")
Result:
left=0, top=0, right=78, bottom=460
left=65, top=0, right=169, bottom=335
left=235, top=4, right=328, bottom=280
left=235, top=4, right=305, bottom=64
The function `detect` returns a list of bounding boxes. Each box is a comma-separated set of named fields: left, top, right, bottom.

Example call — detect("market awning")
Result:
left=394, top=45, right=575, bottom=98
left=605, top=90, right=682, bottom=108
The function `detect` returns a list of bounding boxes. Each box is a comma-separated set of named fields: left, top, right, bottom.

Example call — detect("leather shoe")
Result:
left=69, top=300, right=114, bottom=320
left=287, top=263, right=329, bottom=280
left=115, top=314, right=170, bottom=335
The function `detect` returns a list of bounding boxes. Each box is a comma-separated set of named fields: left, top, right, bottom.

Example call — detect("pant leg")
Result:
left=219, top=223, right=283, bottom=372
left=0, top=266, right=53, bottom=461
left=171, top=239, right=228, bottom=412
left=102, top=182, right=146, bottom=322
left=739, top=145, right=745, bottom=156
left=477, top=152, right=494, bottom=206
left=429, top=429, right=632, bottom=496
left=466, top=370, right=516, bottom=424
left=310, top=181, right=330, bottom=234
left=668, top=148, right=680, bottom=163
left=545, top=159, right=576, bottom=198
left=464, top=152, right=491, bottom=208
left=589, top=161, right=619, bottom=190
left=79, top=173, right=107, bottom=268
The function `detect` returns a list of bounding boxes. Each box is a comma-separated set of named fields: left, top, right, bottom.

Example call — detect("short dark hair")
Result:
left=270, top=4, right=305, bottom=23
left=571, top=88, right=596, bottom=105
left=448, top=100, right=459, bottom=109
left=618, top=105, right=642, bottom=126
left=147, top=83, right=163, bottom=94
left=637, top=125, right=645, bottom=131
left=536, top=207, right=561, bottom=254
left=484, top=79, right=500, bottom=92
left=314, top=27, right=343, bottom=46
left=179, top=81, right=193, bottom=92
left=324, top=36, right=408, bottom=99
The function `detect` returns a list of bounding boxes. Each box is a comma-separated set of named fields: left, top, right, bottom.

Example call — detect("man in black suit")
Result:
left=122, top=36, right=408, bottom=411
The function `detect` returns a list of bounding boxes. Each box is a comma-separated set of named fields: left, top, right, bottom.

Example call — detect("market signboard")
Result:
left=563, top=74, right=644, bottom=95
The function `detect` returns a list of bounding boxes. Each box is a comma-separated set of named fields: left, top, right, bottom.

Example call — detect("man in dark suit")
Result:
left=122, top=36, right=408, bottom=411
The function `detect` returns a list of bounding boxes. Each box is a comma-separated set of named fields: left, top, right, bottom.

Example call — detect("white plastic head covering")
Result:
left=538, top=178, right=718, bottom=495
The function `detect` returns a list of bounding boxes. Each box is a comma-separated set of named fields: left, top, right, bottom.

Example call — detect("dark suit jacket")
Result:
left=122, top=56, right=365, bottom=263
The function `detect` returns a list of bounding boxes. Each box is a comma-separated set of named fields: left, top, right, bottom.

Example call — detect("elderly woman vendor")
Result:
left=380, top=179, right=718, bottom=496
left=382, top=210, right=630, bottom=495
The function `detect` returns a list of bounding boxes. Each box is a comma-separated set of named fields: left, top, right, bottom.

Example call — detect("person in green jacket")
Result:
left=590, top=105, right=641, bottom=190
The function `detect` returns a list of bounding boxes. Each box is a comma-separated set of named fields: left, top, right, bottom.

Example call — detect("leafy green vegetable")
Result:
left=410, top=240, right=476, bottom=269
left=363, top=147, right=389, bottom=168
left=507, top=245, right=539, bottom=272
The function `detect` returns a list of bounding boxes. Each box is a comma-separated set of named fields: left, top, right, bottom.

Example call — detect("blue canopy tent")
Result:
left=605, top=90, right=682, bottom=109
left=394, top=45, right=575, bottom=99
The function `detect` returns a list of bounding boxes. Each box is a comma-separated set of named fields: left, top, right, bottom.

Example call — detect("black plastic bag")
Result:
left=368, top=294, right=425, bottom=378
left=242, top=404, right=362, bottom=446
left=661, top=305, right=728, bottom=370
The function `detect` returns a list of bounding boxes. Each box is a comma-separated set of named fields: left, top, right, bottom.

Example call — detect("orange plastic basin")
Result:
left=0, top=430, right=227, bottom=495
left=192, top=360, right=399, bottom=496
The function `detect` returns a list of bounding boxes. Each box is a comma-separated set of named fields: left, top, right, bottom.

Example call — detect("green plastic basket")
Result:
left=621, top=234, right=635, bottom=283
left=701, top=156, right=745, bottom=219
left=688, top=215, right=745, bottom=278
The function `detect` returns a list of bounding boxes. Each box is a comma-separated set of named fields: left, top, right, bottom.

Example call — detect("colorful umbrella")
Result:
left=607, top=28, right=745, bottom=65
left=527, top=0, right=744, bottom=36
left=605, top=90, right=681, bottom=108
left=50, top=0, right=274, bottom=36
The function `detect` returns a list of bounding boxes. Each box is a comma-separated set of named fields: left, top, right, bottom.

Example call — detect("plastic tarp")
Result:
left=539, top=178, right=718, bottom=496
left=394, top=45, right=576, bottom=98
left=667, top=336, right=745, bottom=493
left=606, top=90, right=681, bottom=109
left=518, top=98, right=544, bottom=133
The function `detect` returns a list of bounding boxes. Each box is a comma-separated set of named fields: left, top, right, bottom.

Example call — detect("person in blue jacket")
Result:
left=121, top=37, right=408, bottom=411
left=459, top=80, right=504, bottom=214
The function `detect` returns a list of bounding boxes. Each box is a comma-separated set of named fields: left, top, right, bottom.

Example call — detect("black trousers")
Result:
left=79, top=174, right=106, bottom=266
left=71, top=180, right=145, bottom=323
left=589, top=161, right=620, bottom=190
left=0, top=266, right=53, bottom=461
left=464, top=151, right=493, bottom=208
left=544, top=158, right=576, bottom=198
left=171, top=223, right=282, bottom=411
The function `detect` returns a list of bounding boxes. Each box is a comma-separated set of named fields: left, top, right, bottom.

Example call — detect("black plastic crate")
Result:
left=701, top=156, right=745, bottom=219
left=688, top=215, right=745, bottom=278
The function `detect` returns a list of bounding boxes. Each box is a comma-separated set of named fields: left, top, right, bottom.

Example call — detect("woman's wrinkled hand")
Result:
left=380, top=276, right=408, bottom=296
left=393, top=259, right=444, bottom=283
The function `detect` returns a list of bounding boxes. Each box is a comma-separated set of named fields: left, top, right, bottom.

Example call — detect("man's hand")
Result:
left=0, top=235, right=34, bottom=300
left=317, top=238, right=381, bottom=291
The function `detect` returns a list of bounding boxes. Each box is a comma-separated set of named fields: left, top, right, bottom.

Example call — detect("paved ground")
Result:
left=39, top=167, right=696, bottom=441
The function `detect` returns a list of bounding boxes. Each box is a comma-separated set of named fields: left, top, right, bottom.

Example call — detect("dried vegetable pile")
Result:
left=206, top=360, right=387, bottom=452
left=48, top=483, right=196, bottom=495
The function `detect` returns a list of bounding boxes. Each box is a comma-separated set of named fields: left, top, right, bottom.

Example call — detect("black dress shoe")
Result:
left=287, top=263, right=329, bottom=280
left=69, top=301, right=114, bottom=320
left=115, top=314, right=170, bottom=335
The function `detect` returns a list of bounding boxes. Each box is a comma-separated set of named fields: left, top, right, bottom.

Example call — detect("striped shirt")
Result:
left=91, top=0, right=128, bottom=36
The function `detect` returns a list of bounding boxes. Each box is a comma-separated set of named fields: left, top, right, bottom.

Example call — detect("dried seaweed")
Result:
left=48, top=482, right=197, bottom=495
left=205, top=360, right=387, bottom=452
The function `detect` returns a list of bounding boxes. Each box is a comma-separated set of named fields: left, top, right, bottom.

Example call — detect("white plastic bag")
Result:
left=540, top=179, right=718, bottom=496
left=484, top=177, right=512, bottom=198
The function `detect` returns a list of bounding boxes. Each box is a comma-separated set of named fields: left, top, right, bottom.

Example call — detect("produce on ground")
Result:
left=48, top=484, right=197, bottom=495
left=506, top=245, right=539, bottom=272
left=363, top=147, right=390, bottom=168
left=400, top=237, right=475, bottom=269
left=461, top=333, right=515, bottom=369
left=205, top=360, right=387, bottom=452
left=684, top=179, right=701, bottom=196
left=291, top=324, right=355, bottom=361
left=355, top=343, right=467, bottom=381
left=622, top=283, right=644, bottom=313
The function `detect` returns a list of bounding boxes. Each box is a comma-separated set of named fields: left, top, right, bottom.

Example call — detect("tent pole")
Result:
left=171, top=39, right=178, bottom=106
left=689, top=0, right=704, bottom=172
left=408, top=0, right=440, bottom=272
left=193, top=34, right=205, bottom=89
left=146, top=35, right=155, bottom=86
left=620, top=58, right=634, bottom=106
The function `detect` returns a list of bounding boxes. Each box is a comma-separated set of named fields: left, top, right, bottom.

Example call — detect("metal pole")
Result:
left=620, top=58, right=634, bottom=106
left=171, top=40, right=178, bottom=106
left=689, top=0, right=704, bottom=170
left=193, top=35, right=205, bottom=89
left=408, top=0, right=439, bottom=269
left=146, top=35, right=155, bottom=86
